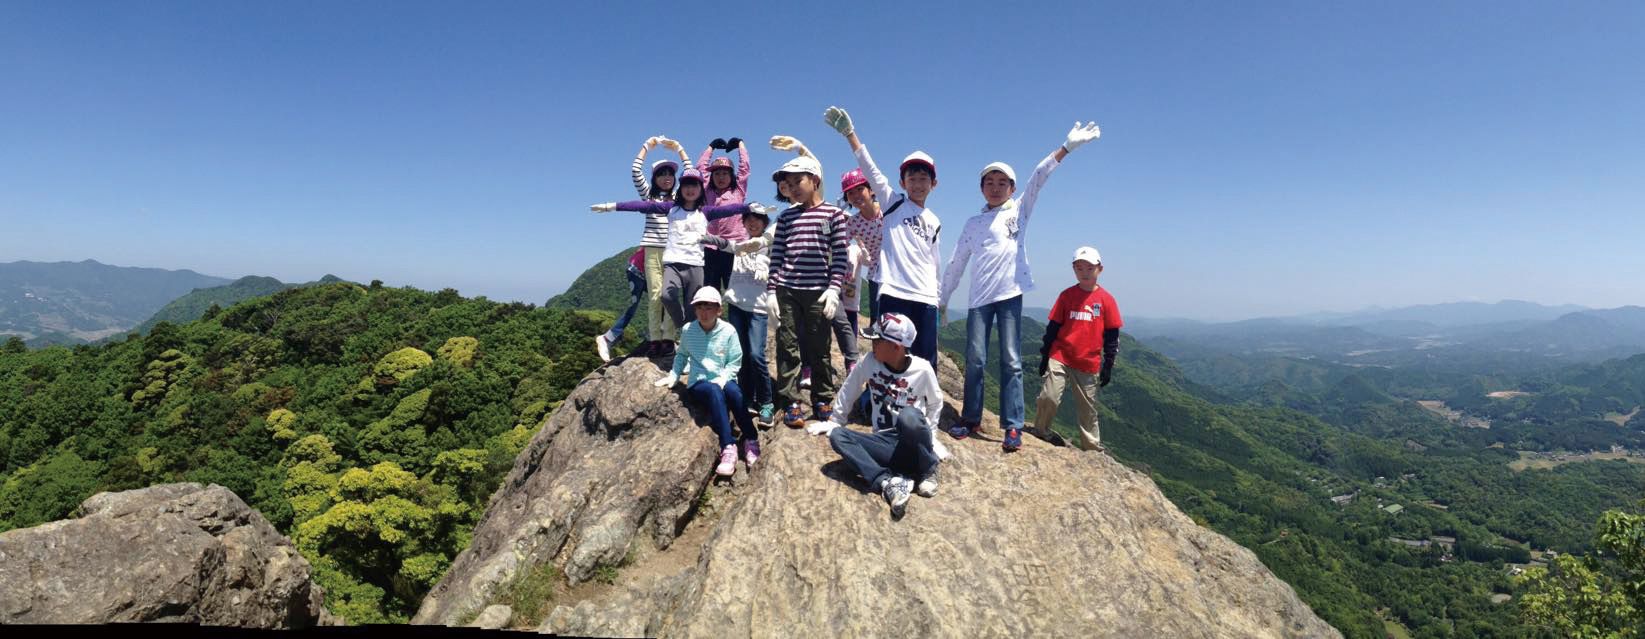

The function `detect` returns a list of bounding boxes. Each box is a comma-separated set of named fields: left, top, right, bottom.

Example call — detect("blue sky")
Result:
left=2, top=1, right=1642, bottom=320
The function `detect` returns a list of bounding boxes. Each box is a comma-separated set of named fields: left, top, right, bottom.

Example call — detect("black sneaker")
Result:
left=881, top=475, right=912, bottom=518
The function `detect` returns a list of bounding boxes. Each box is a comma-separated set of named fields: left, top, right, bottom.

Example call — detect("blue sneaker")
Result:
left=758, top=403, right=775, bottom=424
left=1003, top=427, right=1022, bottom=452
left=814, top=402, right=834, bottom=424
left=783, top=403, right=807, bottom=428
left=946, top=420, right=976, bottom=440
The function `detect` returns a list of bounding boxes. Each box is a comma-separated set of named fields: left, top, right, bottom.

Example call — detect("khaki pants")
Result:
left=644, top=247, right=675, bottom=342
left=1035, top=359, right=1101, bottom=451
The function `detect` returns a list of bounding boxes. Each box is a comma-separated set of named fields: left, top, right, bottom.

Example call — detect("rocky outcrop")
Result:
left=416, top=354, right=1340, bottom=638
left=0, top=483, right=333, bottom=628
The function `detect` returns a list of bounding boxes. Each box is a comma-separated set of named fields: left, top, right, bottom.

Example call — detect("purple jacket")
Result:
left=697, top=143, right=752, bottom=244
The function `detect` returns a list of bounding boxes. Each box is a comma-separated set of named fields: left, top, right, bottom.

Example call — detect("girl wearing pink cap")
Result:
left=697, top=137, right=752, bottom=295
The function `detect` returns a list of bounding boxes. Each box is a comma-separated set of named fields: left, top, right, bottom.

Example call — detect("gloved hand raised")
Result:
left=1062, top=121, right=1101, bottom=153
left=770, top=135, right=801, bottom=152
left=727, top=137, right=743, bottom=150
left=820, top=288, right=840, bottom=319
left=823, top=106, right=854, bottom=137
left=710, top=138, right=728, bottom=150
left=591, top=203, right=617, bottom=213
left=659, top=137, right=683, bottom=152
left=747, top=202, right=774, bottom=215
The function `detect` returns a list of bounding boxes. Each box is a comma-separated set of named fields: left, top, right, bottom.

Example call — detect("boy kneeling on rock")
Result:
left=806, top=313, right=951, bottom=519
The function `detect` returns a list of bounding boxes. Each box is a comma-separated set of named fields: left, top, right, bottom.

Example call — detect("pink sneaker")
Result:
left=716, top=444, right=737, bottom=477
left=742, top=440, right=762, bottom=467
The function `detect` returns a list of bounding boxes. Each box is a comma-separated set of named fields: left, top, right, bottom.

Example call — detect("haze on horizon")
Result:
left=3, top=2, right=1641, bottom=321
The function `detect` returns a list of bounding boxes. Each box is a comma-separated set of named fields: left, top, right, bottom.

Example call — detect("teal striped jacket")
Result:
left=672, top=319, right=742, bottom=386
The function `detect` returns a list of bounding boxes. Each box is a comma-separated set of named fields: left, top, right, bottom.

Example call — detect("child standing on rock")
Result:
left=698, top=137, right=752, bottom=293
left=1034, top=246, right=1122, bottom=453
left=940, top=121, right=1102, bottom=453
left=622, top=136, right=693, bottom=357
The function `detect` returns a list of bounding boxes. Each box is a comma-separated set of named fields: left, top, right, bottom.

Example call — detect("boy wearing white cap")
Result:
left=822, top=106, right=945, bottom=364
left=939, top=121, right=1102, bottom=452
left=806, top=312, right=952, bottom=520
left=761, top=154, right=852, bottom=428
left=656, top=286, right=761, bottom=477
left=1034, top=247, right=1122, bottom=453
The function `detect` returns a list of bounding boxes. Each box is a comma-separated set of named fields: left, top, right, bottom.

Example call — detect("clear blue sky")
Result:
left=3, top=1, right=1642, bottom=320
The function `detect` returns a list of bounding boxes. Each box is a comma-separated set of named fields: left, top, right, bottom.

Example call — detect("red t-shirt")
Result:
left=1047, top=284, right=1122, bottom=373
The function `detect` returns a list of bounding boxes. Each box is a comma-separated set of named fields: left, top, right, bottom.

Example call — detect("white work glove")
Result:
left=770, top=135, right=812, bottom=157
left=591, top=203, right=616, bottom=213
left=806, top=421, right=838, bottom=436
left=752, top=267, right=769, bottom=282
left=823, top=106, right=854, bottom=137
left=759, top=290, right=780, bottom=318
left=747, top=202, right=774, bottom=215
left=820, top=288, right=840, bottom=320
left=1062, top=121, right=1101, bottom=153
left=659, top=137, right=683, bottom=152
left=733, top=237, right=766, bottom=256
left=933, top=439, right=953, bottom=461
left=653, top=373, right=678, bottom=388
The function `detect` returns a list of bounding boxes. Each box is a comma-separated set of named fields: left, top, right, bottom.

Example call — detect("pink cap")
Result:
left=708, top=157, right=735, bottom=173
left=840, top=168, right=868, bottom=193
left=679, top=168, right=705, bottom=184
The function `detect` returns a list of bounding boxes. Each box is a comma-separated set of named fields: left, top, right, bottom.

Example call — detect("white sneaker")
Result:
left=594, top=335, right=612, bottom=362
left=916, top=466, right=939, bottom=498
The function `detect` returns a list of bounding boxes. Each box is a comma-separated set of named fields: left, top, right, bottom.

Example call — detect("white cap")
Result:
left=1073, top=246, right=1102, bottom=265
left=771, top=155, right=823, bottom=180
left=650, top=159, right=678, bottom=174
left=979, top=162, right=1016, bottom=182
left=691, top=287, right=723, bottom=306
left=899, top=151, right=936, bottom=178
left=864, top=312, right=917, bottom=348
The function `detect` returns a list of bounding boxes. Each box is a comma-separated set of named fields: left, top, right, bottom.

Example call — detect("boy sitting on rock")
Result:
left=806, top=313, right=951, bottom=519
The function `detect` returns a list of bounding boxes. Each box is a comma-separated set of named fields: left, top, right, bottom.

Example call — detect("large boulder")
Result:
left=416, top=354, right=1339, bottom=638
left=0, top=482, right=333, bottom=628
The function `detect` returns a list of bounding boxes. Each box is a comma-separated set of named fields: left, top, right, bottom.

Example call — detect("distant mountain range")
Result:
left=0, top=260, right=231, bottom=345
left=1129, top=300, right=1645, bottom=368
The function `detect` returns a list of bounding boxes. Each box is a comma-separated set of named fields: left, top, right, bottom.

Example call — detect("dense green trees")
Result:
left=0, top=283, right=606, bottom=622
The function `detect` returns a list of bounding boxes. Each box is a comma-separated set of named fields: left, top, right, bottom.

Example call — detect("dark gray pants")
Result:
left=662, top=262, right=704, bottom=331
left=827, top=407, right=939, bottom=489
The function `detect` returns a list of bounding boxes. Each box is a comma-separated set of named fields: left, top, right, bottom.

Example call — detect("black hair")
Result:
left=647, top=165, right=677, bottom=200
left=673, top=177, right=705, bottom=210
left=900, top=164, right=936, bottom=182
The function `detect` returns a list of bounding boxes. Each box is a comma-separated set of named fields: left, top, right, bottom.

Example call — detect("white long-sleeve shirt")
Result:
left=854, top=145, right=943, bottom=306
left=830, top=354, right=951, bottom=459
left=940, top=151, right=1061, bottom=309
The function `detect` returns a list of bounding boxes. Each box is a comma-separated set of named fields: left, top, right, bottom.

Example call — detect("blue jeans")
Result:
left=603, top=265, right=647, bottom=344
left=828, top=406, right=939, bottom=488
left=726, top=305, right=772, bottom=407
left=877, top=294, right=938, bottom=364
left=962, top=295, right=1024, bottom=430
left=689, top=379, right=756, bottom=447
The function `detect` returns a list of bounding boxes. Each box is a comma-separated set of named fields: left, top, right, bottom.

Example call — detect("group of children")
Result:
left=587, top=109, right=1123, bottom=518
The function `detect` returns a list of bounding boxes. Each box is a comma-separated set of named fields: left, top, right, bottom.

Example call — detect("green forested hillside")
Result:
left=0, top=282, right=607, bottom=622
left=132, top=274, right=347, bottom=334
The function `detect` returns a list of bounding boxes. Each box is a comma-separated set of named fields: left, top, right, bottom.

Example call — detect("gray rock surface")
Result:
left=0, top=482, right=333, bottom=627
left=469, top=604, right=513, bottom=629
left=417, top=353, right=1340, bottom=637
